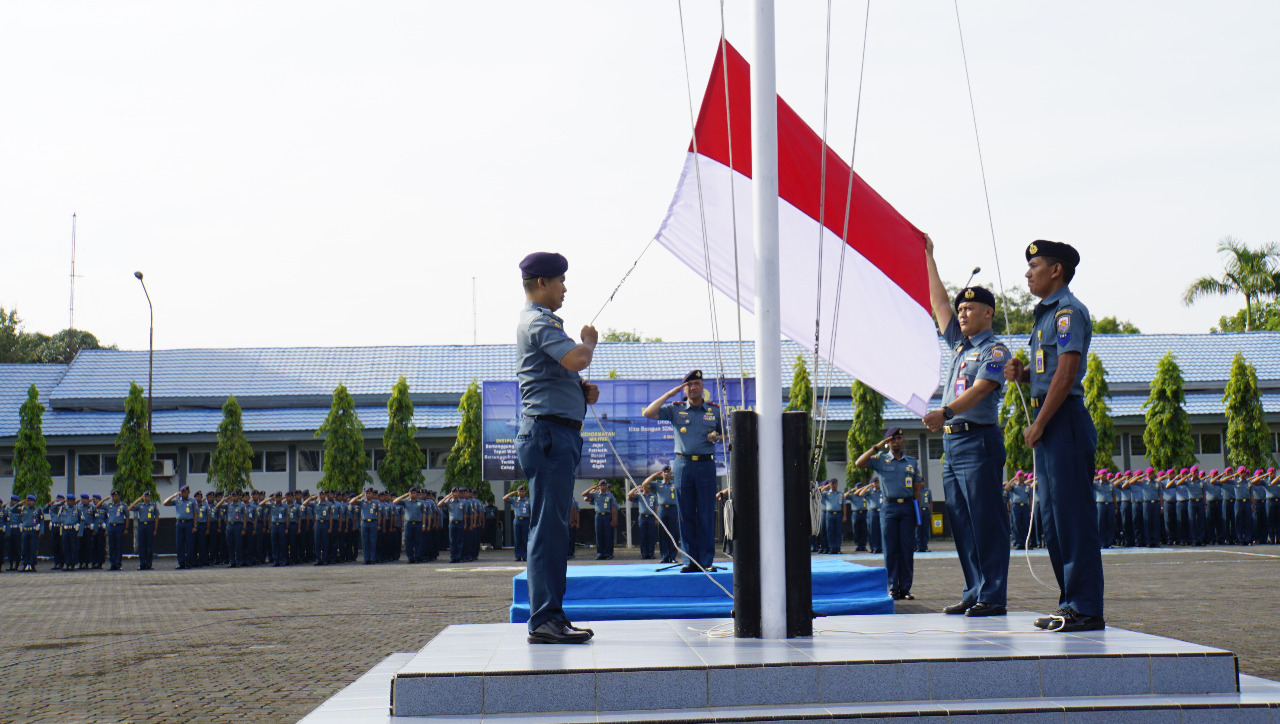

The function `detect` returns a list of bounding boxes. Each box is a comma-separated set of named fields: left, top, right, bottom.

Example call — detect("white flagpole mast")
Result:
left=752, top=0, right=786, bottom=640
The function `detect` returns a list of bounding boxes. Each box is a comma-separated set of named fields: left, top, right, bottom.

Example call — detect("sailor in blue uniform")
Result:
left=923, top=245, right=1012, bottom=616
left=6, top=495, right=22, bottom=570
left=163, top=486, right=197, bottom=569
left=583, top=480, right=619, bottom=560
left=627, top=480, right=659, bottom=560
left=502, top=485, right=532, bottom=562
left=855, top=428, right=924, bottom=600
left=818, top=479, right=846, bottom=555
left=515, top=251, right=598, bottom=644
left=1264, top=467, right=1280, bottom=544
left=1011, top=471, right=1037, bottom=549
left=1004, top=239, right=1104, bottom=632
left=18, top=495, right=43, bottom=571
left=1204, top=469, right=1224, bottom=544
left=645, top=467, right=680, bottom=563
left=130, top=491, right=159, bottom=570
left=844, top=484, right=870, bottom=552
left=643, top=369, right=725, bottom=573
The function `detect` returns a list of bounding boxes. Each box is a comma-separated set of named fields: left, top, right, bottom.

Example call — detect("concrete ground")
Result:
left=0, top=541, right=1276, bottom=723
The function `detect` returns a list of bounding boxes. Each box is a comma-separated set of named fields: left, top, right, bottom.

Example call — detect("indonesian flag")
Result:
left=655, top=40, right=939, bottom=415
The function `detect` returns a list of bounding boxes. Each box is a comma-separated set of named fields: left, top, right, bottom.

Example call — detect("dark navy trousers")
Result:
left=1032, top=397, right=1104, bottom=618
left=637, top=515, right=656, bottom=558
left=657, top=506, right=679, bottom=560
left=942, top=424, right=1009, bottom=606
left=881, top=500, right=916, bottom=594
left=822, top=510, right=843, bottom=553
left=516, top=417, right=582, bottom=630
left=594, top=513, right=614, bottom=558
left=361, top=522, right=379, bottom=563
left=448, top=521, right=463, bottom=561
left=673, top=457, right=717, bottom=569
left=107, top=524, right=125, bottom=568
left=513, top=517, right=529, bottom=560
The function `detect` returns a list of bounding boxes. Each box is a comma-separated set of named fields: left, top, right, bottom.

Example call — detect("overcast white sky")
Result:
left=2, top=1, right=1277, bottom=354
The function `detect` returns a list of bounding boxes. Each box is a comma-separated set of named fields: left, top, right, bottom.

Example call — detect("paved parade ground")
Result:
left=0, top=543, right=1277, bottom=723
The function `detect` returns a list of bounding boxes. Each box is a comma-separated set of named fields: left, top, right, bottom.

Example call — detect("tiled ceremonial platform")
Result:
left=508, top=560, right=893, bottom=623
left=300, top=613, right=1280, bottom=723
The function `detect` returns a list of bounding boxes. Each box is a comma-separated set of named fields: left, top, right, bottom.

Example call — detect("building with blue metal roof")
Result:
left=0, top=333, right=1276, bottom=505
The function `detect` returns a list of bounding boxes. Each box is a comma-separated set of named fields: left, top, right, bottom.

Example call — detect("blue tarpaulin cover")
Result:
left=509, top=559, right=892, bottom=623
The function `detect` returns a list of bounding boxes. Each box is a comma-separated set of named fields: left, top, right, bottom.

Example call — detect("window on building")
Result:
left=47, top=455, right=66, bottom=477
left=0, top=456, right=12, bottom=477
left=823, top=440, right=847, bottom=463
left=264, top=451, right=287, bottom=473
left=78, top=454, right=100, bottom=476
left=188, top=453, right=211, bottom=474
left=925, top=438, right=943, bottom=461
left=298, top=450, right=323, bottom=472
left=428, top=448, right=452, bottom=470
left=1112, top=439, right=1122, bottom=457
left=250, top=452, right=265, bottom=473
left=1130, top=435, right=1147, bottom=457
left=1272, top=432, right=1278, bottom=454
left=102, top=455, right=119, bottom=475
left=1194, top=433, right=1222, bottom=456
left=372, top=449, right=387, bottom=471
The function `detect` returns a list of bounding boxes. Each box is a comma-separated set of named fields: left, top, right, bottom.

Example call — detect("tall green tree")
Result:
left=1223, top=352, right=1274, bottom=470
left=1093, top=316, right=1141, bottom=334
left=1183, top=237, right=1280, bottom=331
left=1142, top=353, right=1197, bottom=470
left=315, top=383, right=370, bottom=492
left=1083, top=353, right=1118, bottom=472
left=602, top=329, right=663, bottom=342
left=845, top=381, right=884, bottom=486
left=114, top=382, right=156, bottom=500
left=380, top=376, right=426, bottom=495
left=785, top=354, right=826, bottom=480
left=0, top=307, right=26, bottom=363
left=0, top=307, right=115, bottom=363
left=1212, top=300, right=1280, bottom=333
left=13, top=385, right=53, bottom=504
left=445, top=379, right=491, bottom=502
left=1001, top=349, right=1033, bottom=477
left=209, top=395, right=254, bottom=492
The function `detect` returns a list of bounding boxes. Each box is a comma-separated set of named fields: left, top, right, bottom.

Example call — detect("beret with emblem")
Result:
left=519, top=252, right=569, bottom=279
left=683, top=369, right=703, bottom=383
left=1025, top=240, right=1080, bottom=267
left=953, top=285, right=996, bottom=311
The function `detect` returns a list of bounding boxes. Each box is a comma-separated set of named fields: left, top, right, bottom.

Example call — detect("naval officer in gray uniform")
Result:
left=515, top=251, right=599, bottom=644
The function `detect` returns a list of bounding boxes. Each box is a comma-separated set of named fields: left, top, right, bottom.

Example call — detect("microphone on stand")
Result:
left=963, top=266, right=982, bottom=290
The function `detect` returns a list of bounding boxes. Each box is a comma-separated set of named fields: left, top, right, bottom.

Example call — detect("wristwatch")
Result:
left=942, top=406, right=955, bottom=420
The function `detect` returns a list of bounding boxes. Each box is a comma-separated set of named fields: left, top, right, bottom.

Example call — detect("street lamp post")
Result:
left=134, top=271, right=153, bottom=434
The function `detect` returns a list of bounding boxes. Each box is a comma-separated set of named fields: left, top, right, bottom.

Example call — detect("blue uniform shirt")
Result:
left=516, top=301, right=586, bottom=421
left=1204, top=477, right=1222, bottom=501
left=170, top=497, right=196, bottom=520
left=1028, top=286, right=1091, bottom=398
left=1265, top=475, right=1280, bottom=500
left=1091, top=478, right=1112, bottom=503
left=585, top=490, right=617, bottom=515
left=820, top=489, right=844, bottom=512
left=226, top=502, right=247, bottom=523
left=19, top=506, right=43, bottom=530
left=867, top=451, right=923, bottom=500
left=512, top=497, right=531, bottom=517
left=1185, top=475, right=1205, bottom=500
left=1009, top=481, right=1032, bottom=505
left=655, top=480, right=677, bottom=505
left=402, top=500, right=422, bottom=523
left=844, top=489, right=867, bottom=511
left=635, top=492, right=657, bottom=516
left=657, top=399, right=724, bottom=456
left=941, top=318, right=1009, bottom=425
left=866, top=487, right=882, bottom=511
left=442, top=500, right=465, bottom=523
left=134, top=502, right=159, bottom=524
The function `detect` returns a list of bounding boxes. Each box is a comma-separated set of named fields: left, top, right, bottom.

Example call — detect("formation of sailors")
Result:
left=0, top=485, right=505, bottom=571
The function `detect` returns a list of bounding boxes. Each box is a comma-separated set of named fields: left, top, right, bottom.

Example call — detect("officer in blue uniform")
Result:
left=923, top=244, right=1012, bottom=616
left=6, top=495, right=22, bottom=570
left=844, top=484, right=869, bottom=551
left=1204, top=468, right=1224, bottom=544
left=58, top=494, right=83, bottom=571
left=1186, top=466, right=1207, bottom=545
left=130, top=491, right=159, bottom=570
left=1264, top=467, right=1280, bottom=544
left=1004, top=239, right=1104, bottom=632
left=627, top=480, right=659, bottom=559
left=584, top=481, right=619, bottom=559
left=515, top=251, right=598, bottom=644
left=643, top=370, right=725, bottom=573
left=101, top=490, right=128, bottom=571
left=645, top=467, right=680, bottom=563
left=18, top=494, right=43, bottom=571
left=862, top=480, right=883, bottom=553
left=855, top=428, right=924, bottom=600
left=818, top=479, right=845, bottom=555
left=502, top=485, right=532, bottom=562
left=163, top=486, right=197, bottom=568
left=1011, top=472, right=1036, bottom=549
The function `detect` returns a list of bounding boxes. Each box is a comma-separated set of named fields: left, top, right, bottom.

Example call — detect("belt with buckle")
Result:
left=676, top=453, right=714, bottom=462
left=892, top=498, right=910, bottom=504
left=532, top=414, right=583, bottom=431
left=516, top=516, right=529, bottom=520
left=1030, top=394, right=1083, bottom=408
left=943, top=421, right=992, bottom=435
left=660, top=504, right=676, bottom=507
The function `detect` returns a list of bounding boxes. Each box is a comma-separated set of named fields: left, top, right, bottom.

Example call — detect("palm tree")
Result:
left=1182, top=237, right=1280, bottom=331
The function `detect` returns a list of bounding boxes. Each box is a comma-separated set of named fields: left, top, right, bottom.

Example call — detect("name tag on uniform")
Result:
left=1035, top=349, right=1045, bottom=373
left=954, top=378, right=967, bottom=396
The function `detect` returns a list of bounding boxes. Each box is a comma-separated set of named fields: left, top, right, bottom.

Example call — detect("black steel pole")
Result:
left=135, top=272, right=153, bottom=434
left=730, top=409, right=760, bottom=638
left=782, top=411, right=814, bottom=637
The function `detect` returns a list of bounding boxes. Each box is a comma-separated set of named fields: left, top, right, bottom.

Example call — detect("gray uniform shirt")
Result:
left=516, top=301, right=585, bottom=421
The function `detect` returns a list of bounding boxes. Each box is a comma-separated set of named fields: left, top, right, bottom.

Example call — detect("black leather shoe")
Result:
left=965, top=603, right=1007, bottom=617
left=680, top=564, right=700, bottom=573
left=527, top=620, right=593, bottom=644
left=1045, top=609, right=1105, bottom=632
left=898, top=591, right=914, bottom=600
left=1034, top=608, right=1073, bottom=629
left=943, top=601, right=974, bottom=615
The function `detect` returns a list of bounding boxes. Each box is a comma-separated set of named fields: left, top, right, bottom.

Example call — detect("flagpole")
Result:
left=751, top=0, right=786, bottom=640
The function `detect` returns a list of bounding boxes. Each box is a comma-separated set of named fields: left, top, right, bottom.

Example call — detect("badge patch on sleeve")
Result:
left=1056, top=313, right=1071, bottom=343
left=987, top=346, right=1007, bottom=373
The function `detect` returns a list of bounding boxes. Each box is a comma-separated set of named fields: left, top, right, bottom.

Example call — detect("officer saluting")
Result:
left=642, top=370, right=724, bottom=573
left=1004, top=240, right=1105, bottom=632
left=922, top=234, right=1011, bottom=617
left=515, top=251, right=599, bottom=645
left=854, top=428, right=924, bottom=600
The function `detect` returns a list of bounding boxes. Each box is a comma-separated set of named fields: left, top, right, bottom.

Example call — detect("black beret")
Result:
left=953, top=285, right=996, bottom=311
left=884, top=426, right=904, bottom=438
left=1025, top=240, right=1080, bottom=267
left=519, top=252, right=568, bottom=279
left=683, top=369, right=703, bottom=383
